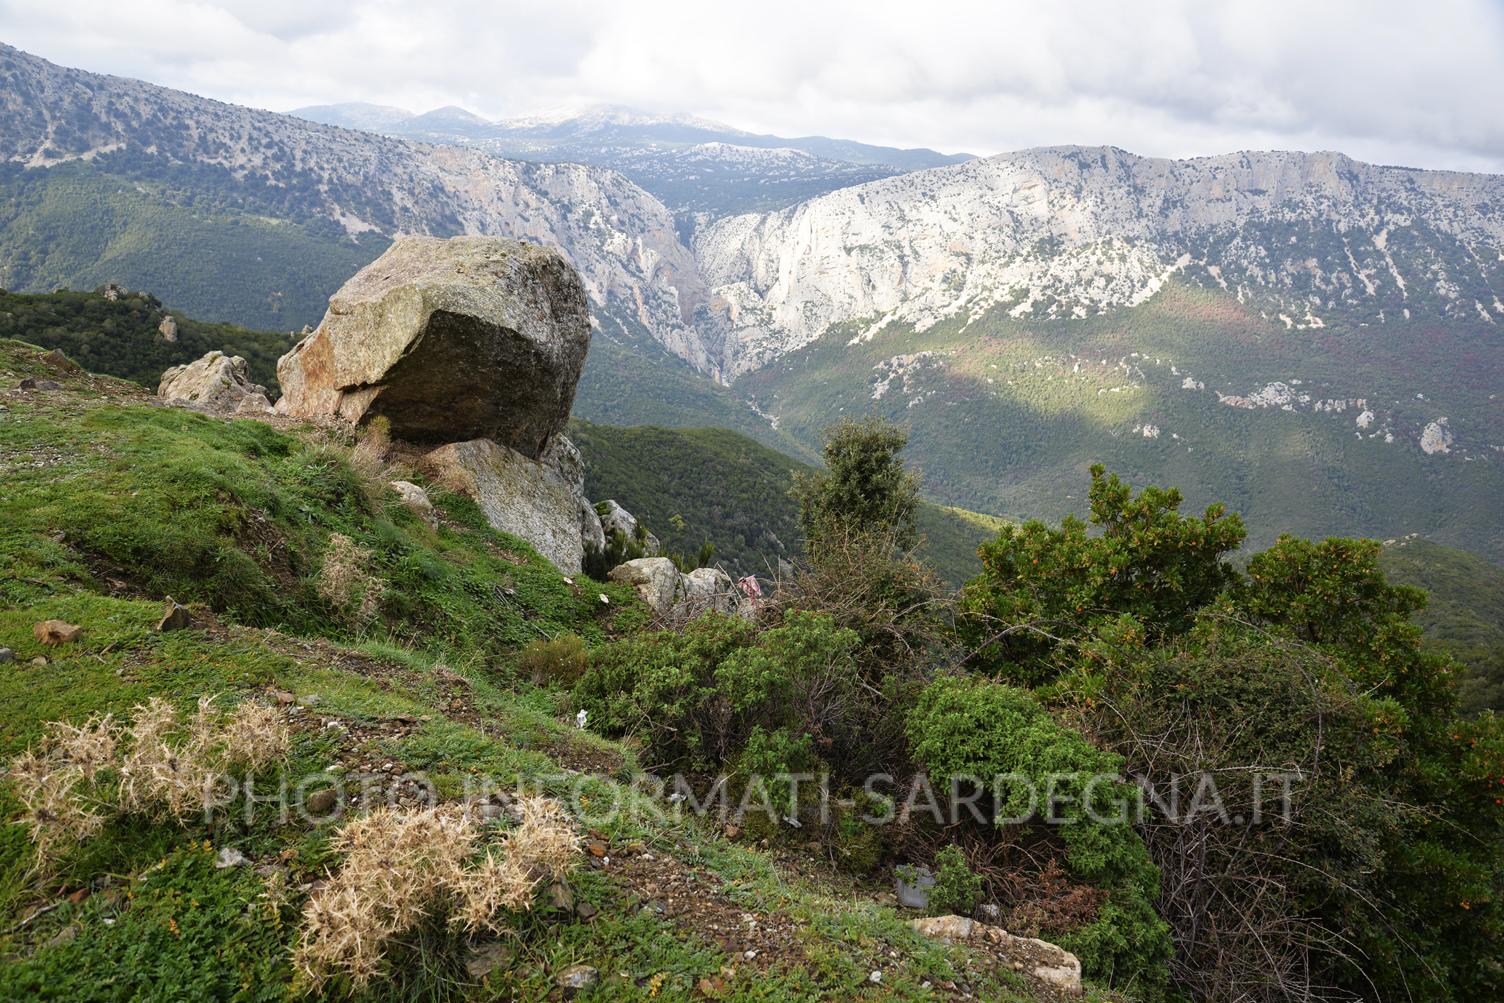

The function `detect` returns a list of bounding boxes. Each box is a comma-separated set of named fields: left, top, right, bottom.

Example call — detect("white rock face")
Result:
left=692, top=147, right=1504, bottom=379
left=1420, top=419, right=1454, bottom=455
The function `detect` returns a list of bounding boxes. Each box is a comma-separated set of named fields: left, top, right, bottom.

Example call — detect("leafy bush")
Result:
left=792, top=415, right=919, bottom=555
left=929, top=845, right=983, bottom=917
left=574, top=611, right=860, bottom=775
left=960, top=463, right=1245, bottom=685
left=907, top=674, right=1172, bottom=998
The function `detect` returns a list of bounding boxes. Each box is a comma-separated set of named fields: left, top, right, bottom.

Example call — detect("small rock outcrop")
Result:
left=425, top=437, right=597, bottom=574
left=158, top=315, right=178, bottom=342
left=908, top=916, right=1082, bottom=996
left=274, top=236, right=591, bottom=454
left=158, top=352, right=273, bottom=414
left=608, top=558, right=685, bottom=613
left=598, top=499, right=661, bottom=555
left=608, top=558, right=746, bottom=621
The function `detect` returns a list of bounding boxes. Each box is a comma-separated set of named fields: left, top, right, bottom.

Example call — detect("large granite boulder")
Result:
left=424, top=436, right=596, bottom=574
left=158, top=351, right=273, bottom=415
left=275, top=236, right=590, bottom=454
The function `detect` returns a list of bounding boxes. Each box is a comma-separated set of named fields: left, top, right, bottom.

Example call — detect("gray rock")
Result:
left=907, top=915, right=1083, bottom=995
left=158, top=352, right=273, bottom=415
left=158, top=315, right=178, bottom=342
left=466, top=939, right=515, bottom=980
left=157, top=599, right=192, bottom=632
left=274, top=236, right=590, bottom=453
left=608, top=557, right=685, bottom=614
left=388, top=480, right=436, bottom=523
left=213, top=846, right=248, bottom=869
left=0, top=648, right=12, bottom=664
left=558, top=964, right=599, bottom=996
left=683, top=566, right=741, bottom=615
left=425, top=436, right=593, bottom=574
left=896, top=864, right=935, bottom=910
left=546, top=436, right=605, bottom=557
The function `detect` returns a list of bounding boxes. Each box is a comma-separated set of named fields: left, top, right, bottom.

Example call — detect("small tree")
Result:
left=792, top=417, right=920, bottom=555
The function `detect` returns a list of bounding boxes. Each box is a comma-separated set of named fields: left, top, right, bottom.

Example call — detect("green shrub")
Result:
left=907, top=674, right=1172, bottom=998
left=574, top=611, right=860, bottom=775
left=929, top=845, right=983, bottom=917
left=735, top=726, right=817, bottom=817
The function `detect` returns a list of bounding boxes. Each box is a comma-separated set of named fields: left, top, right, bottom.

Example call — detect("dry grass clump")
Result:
left=118, top=697, right=219, bottom=820
left=7, top=698, right=290, bottom=867
left=349, top=415, right=391, bottom=481
left=296, top=798, right=580, bottom=989
left=317, top=532, right=385, bottom=629
left=219, top=699, right=293, bottom=769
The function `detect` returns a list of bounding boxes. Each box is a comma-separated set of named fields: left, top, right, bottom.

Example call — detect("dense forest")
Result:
left=0, top=286, right=292, bottom=390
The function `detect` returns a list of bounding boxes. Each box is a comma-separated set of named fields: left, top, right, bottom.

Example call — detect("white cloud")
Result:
left=3, top=0, right=1501, bottom=171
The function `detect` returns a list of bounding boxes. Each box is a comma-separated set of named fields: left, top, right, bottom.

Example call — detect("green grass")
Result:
left=0, top=340, right=1055, bottom=1001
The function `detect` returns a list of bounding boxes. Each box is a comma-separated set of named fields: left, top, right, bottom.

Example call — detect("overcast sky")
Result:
left=4, top=0, right=1503, bottom=172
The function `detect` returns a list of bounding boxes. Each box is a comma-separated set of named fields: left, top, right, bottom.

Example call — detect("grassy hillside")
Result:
left=1379, top=536, right=1504, bottom=712
left=0, top=339, right=1052, bottom=1003
left=0, top=287, right=293, bottom=391
left=0, top=162, right=387, bottom=331
left=570, top=421, right=1004, bottom=586
left=737, top=281, right=1504, bottom=562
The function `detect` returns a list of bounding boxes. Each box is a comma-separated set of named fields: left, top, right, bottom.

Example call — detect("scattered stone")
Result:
left=30, top=656, right=47, bottom=667
left=158, top=315, right=178, bottom=343
left=275, top=236, right=590, bottom=452
left=305, top=789, right=339, bottom=815
left=466, top=939, right=515, bottom=980
left=213, top=846, right=248, bottom=869
left=157, top=599, right=192, bottom=632
left=608, top=558, right=748, bottom=621
left=33, top=620, right=82, bottom=646
left=272, top=690, right=296, bottom=705
left=558, top=964, right=599, bottom=997
left=586, top=839, right=608, bottom=858
left=388, top=480, right=436, bottom=523
left=0, top=648, right=13, bottom=664
left=158, top=351, right=273, bottom=415
left=548, top=882, right=575, bottom=911
left=895, top=864, right=936, bottom=910
left=18, top=377, right=62, bottom=391
left=575, top=901, right=599, bottom=921
left=868, top=970, right=883, bottom=984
